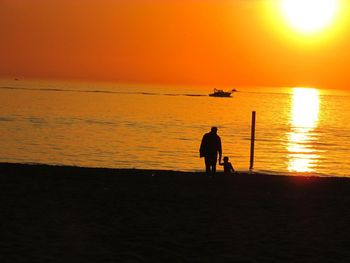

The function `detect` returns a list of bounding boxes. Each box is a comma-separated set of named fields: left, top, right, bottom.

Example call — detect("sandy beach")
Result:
left=1, top=163, right=350, bottom=262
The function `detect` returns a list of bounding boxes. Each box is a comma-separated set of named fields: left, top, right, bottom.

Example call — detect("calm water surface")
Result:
left=1, top=80, right=350, bottom=177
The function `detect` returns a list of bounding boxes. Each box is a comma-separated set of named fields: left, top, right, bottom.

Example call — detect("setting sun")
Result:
left=281, top=0, right=339, bottom=34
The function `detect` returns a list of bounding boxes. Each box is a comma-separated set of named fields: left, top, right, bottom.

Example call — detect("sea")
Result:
left=1, top=79, right=350, bottom=177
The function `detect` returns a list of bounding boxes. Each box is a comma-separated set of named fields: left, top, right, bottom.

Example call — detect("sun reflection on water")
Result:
left=287, top=88, right=320, bottom=172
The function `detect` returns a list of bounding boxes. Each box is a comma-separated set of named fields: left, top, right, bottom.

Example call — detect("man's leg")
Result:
left=211, top=162, right=216, bottom=175
left=205, top=157, right=211, bottom=176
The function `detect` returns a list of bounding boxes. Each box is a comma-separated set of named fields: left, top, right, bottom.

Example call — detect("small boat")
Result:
left=209, top=88, right=236, bottom=97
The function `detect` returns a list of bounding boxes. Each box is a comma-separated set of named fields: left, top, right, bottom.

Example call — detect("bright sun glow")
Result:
left=281, top=0, right=339, bottom=34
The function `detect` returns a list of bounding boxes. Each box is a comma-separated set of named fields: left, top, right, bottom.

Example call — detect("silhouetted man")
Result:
left=200, top=127, right=222, bottom=176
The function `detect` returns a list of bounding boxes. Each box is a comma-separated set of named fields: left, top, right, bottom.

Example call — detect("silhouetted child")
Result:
left=219, top=156, right=235, bottom=175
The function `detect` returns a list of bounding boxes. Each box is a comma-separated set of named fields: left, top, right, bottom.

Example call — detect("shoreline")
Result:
left=0, top=161, right=348, bottom=179
left=1, top=162, right=350, bottom=262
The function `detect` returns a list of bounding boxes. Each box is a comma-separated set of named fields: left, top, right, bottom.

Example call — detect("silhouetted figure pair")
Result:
left=200, top=127, right=222, bottom=176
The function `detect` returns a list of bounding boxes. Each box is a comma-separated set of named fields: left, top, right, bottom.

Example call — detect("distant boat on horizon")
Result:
left=209, top=88, right=237, bottom=97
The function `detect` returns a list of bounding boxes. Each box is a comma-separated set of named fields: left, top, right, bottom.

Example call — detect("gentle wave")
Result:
left=0, top=86, right=206, bottom=97
left=0, top=117, right=15, bottom=122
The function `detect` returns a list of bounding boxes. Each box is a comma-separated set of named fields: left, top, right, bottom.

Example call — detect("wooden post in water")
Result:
left=249, top=111, right=256, bottom=171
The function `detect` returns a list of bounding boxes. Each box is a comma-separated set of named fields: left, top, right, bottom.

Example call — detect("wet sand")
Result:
left=1, top=162, right=350, bottom=262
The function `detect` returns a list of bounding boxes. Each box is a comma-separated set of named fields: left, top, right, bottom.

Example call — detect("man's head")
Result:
left=211, top=127, right=218, bottom=134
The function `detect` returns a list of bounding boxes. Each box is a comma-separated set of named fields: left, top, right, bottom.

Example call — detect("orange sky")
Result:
left=1, top=0, right=350, bottom=88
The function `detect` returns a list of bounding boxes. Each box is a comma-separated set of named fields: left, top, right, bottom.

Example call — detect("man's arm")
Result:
left=217, top=136, right=222, bottom=162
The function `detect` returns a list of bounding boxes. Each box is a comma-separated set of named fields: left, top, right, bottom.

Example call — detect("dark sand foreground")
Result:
left=1, top=163, right=350, bottom=262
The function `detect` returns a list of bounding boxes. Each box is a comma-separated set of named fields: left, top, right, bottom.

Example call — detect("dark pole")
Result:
left=249, top=111, right=256, bottom=171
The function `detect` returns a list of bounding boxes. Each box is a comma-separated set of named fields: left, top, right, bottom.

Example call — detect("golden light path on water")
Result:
left=287, top=88, right=320, bottom=172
